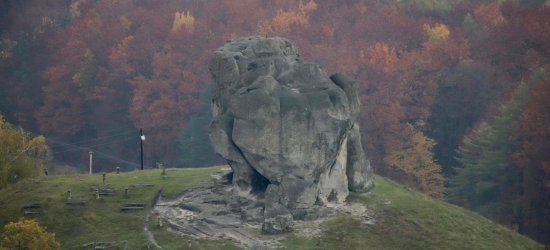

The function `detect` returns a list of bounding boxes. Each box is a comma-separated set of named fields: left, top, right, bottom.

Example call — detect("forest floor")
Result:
left=0, top=167, right=543, bottom=250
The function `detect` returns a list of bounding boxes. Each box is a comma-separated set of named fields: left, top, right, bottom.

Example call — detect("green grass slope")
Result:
left=0, top=167, right=238, bottom=249
left=283, top=177, right=542, bottom=250
left=0, top=168, right=543, bottom=250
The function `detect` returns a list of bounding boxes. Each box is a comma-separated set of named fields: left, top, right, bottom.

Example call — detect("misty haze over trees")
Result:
left=0, top=0, right=549, bottom=244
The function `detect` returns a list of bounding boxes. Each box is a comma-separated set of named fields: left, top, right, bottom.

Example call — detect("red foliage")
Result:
left=0, top=0, right=547, bottom=243
left=3, top=1, right=550, bottom=231
left=513, top=79, right=550, bottom=242
left=474, top=3, right=504, bottom=27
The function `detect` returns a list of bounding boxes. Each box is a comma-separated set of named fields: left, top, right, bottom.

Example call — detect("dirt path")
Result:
left=144, top=189, right=163, bottom=249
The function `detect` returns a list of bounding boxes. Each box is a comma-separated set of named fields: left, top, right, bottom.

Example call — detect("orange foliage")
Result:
left=224, top=0, right=261, bottom=35
left=512, top=79, right=550, bottom=241
left=130, top=52, right=199, bottom=163
left=384, top=124, right=445, bottom=197
left=257, top=0, right=317, bottom=36
left=108, top=36, right=136, bottom=76
left=474, top=3, right=504, bottom=27
left=367, top=43, right=398, bottom=73
left=1, top=0, right=549, bottom=242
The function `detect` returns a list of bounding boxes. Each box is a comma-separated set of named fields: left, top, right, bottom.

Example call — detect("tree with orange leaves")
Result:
left=130, top=51, right=199, bottom=165
left=257, top=0, right=317, bottom=36
left=384, top=124, right=445, bottom=197
left=512, top=78, right=550, bottom=242
left=367, top=43, right=398, bottom=73
left=474, top=3, right=504, bottom=28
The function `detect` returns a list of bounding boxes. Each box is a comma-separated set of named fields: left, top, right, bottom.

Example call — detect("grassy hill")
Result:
left=0, top=167, right=543, bottom=250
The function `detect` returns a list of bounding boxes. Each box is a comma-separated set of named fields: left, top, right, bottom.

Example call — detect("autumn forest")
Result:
left=0, top=0, right=549, bottom=244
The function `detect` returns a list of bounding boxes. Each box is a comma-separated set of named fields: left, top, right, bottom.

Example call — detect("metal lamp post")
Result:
left=89, top=150, right=93, bottom=174
left=140, top=128, right=145, bottom=170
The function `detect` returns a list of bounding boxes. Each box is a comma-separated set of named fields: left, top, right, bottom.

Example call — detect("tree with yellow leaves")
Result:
left=0, top=218, right=60, bottom=250
left=423, top=23, right=450, bottom=41
left=0, top=113, right=50, bottom=189
left=257, top=0, right=317, bottom=36
left=172, top=11, right=195, bottom=34
left=384, top=124, right=445, bottom=198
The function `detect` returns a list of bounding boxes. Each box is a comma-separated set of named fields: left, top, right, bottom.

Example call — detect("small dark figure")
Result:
left=43, top=168, right=48, bottom=176
left=340, top=231, right=346, bottom=242
left=102, top=173, right=106, bottom=186
left=317, top=236, right=322, bottom=246
left=116, top=167, right=120, bottom=174
left=125, top=187, right=129, bottom=196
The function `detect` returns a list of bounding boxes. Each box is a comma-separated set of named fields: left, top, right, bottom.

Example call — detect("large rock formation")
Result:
left=208, top=36, right=373, bottom=213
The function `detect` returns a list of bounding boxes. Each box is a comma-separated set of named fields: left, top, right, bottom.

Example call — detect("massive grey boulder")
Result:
left=208, top=36, right=373, bottom=212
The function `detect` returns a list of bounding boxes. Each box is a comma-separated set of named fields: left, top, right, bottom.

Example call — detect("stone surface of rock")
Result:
left=154, top=185, right=365, bottom=247
left=208, top=36, right=373, bottom=214
left=211, top=167, right=233, bottom=185
left=262, top=214, right=293, bottom=234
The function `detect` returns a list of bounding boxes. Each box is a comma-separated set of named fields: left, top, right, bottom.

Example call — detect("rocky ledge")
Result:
left=154, top=171, right=375, bottom=248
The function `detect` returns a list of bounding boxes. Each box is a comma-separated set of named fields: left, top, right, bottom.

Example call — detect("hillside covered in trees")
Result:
left=0, top=0, right=549, bottom=244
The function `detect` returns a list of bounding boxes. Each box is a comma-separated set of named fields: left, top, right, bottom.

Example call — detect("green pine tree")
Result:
left=447, top=69, right=549, bottom=223
left=175, top=82, right=218, bottom=168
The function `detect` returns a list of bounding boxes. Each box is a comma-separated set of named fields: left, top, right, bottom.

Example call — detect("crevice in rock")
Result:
left=250, top=168, right=271, bottom=198
left=327, top=90, right=338, bottom=108
left=327, top=190, right=338, bottom=202
left=235, top=179, right=249, bottom=190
